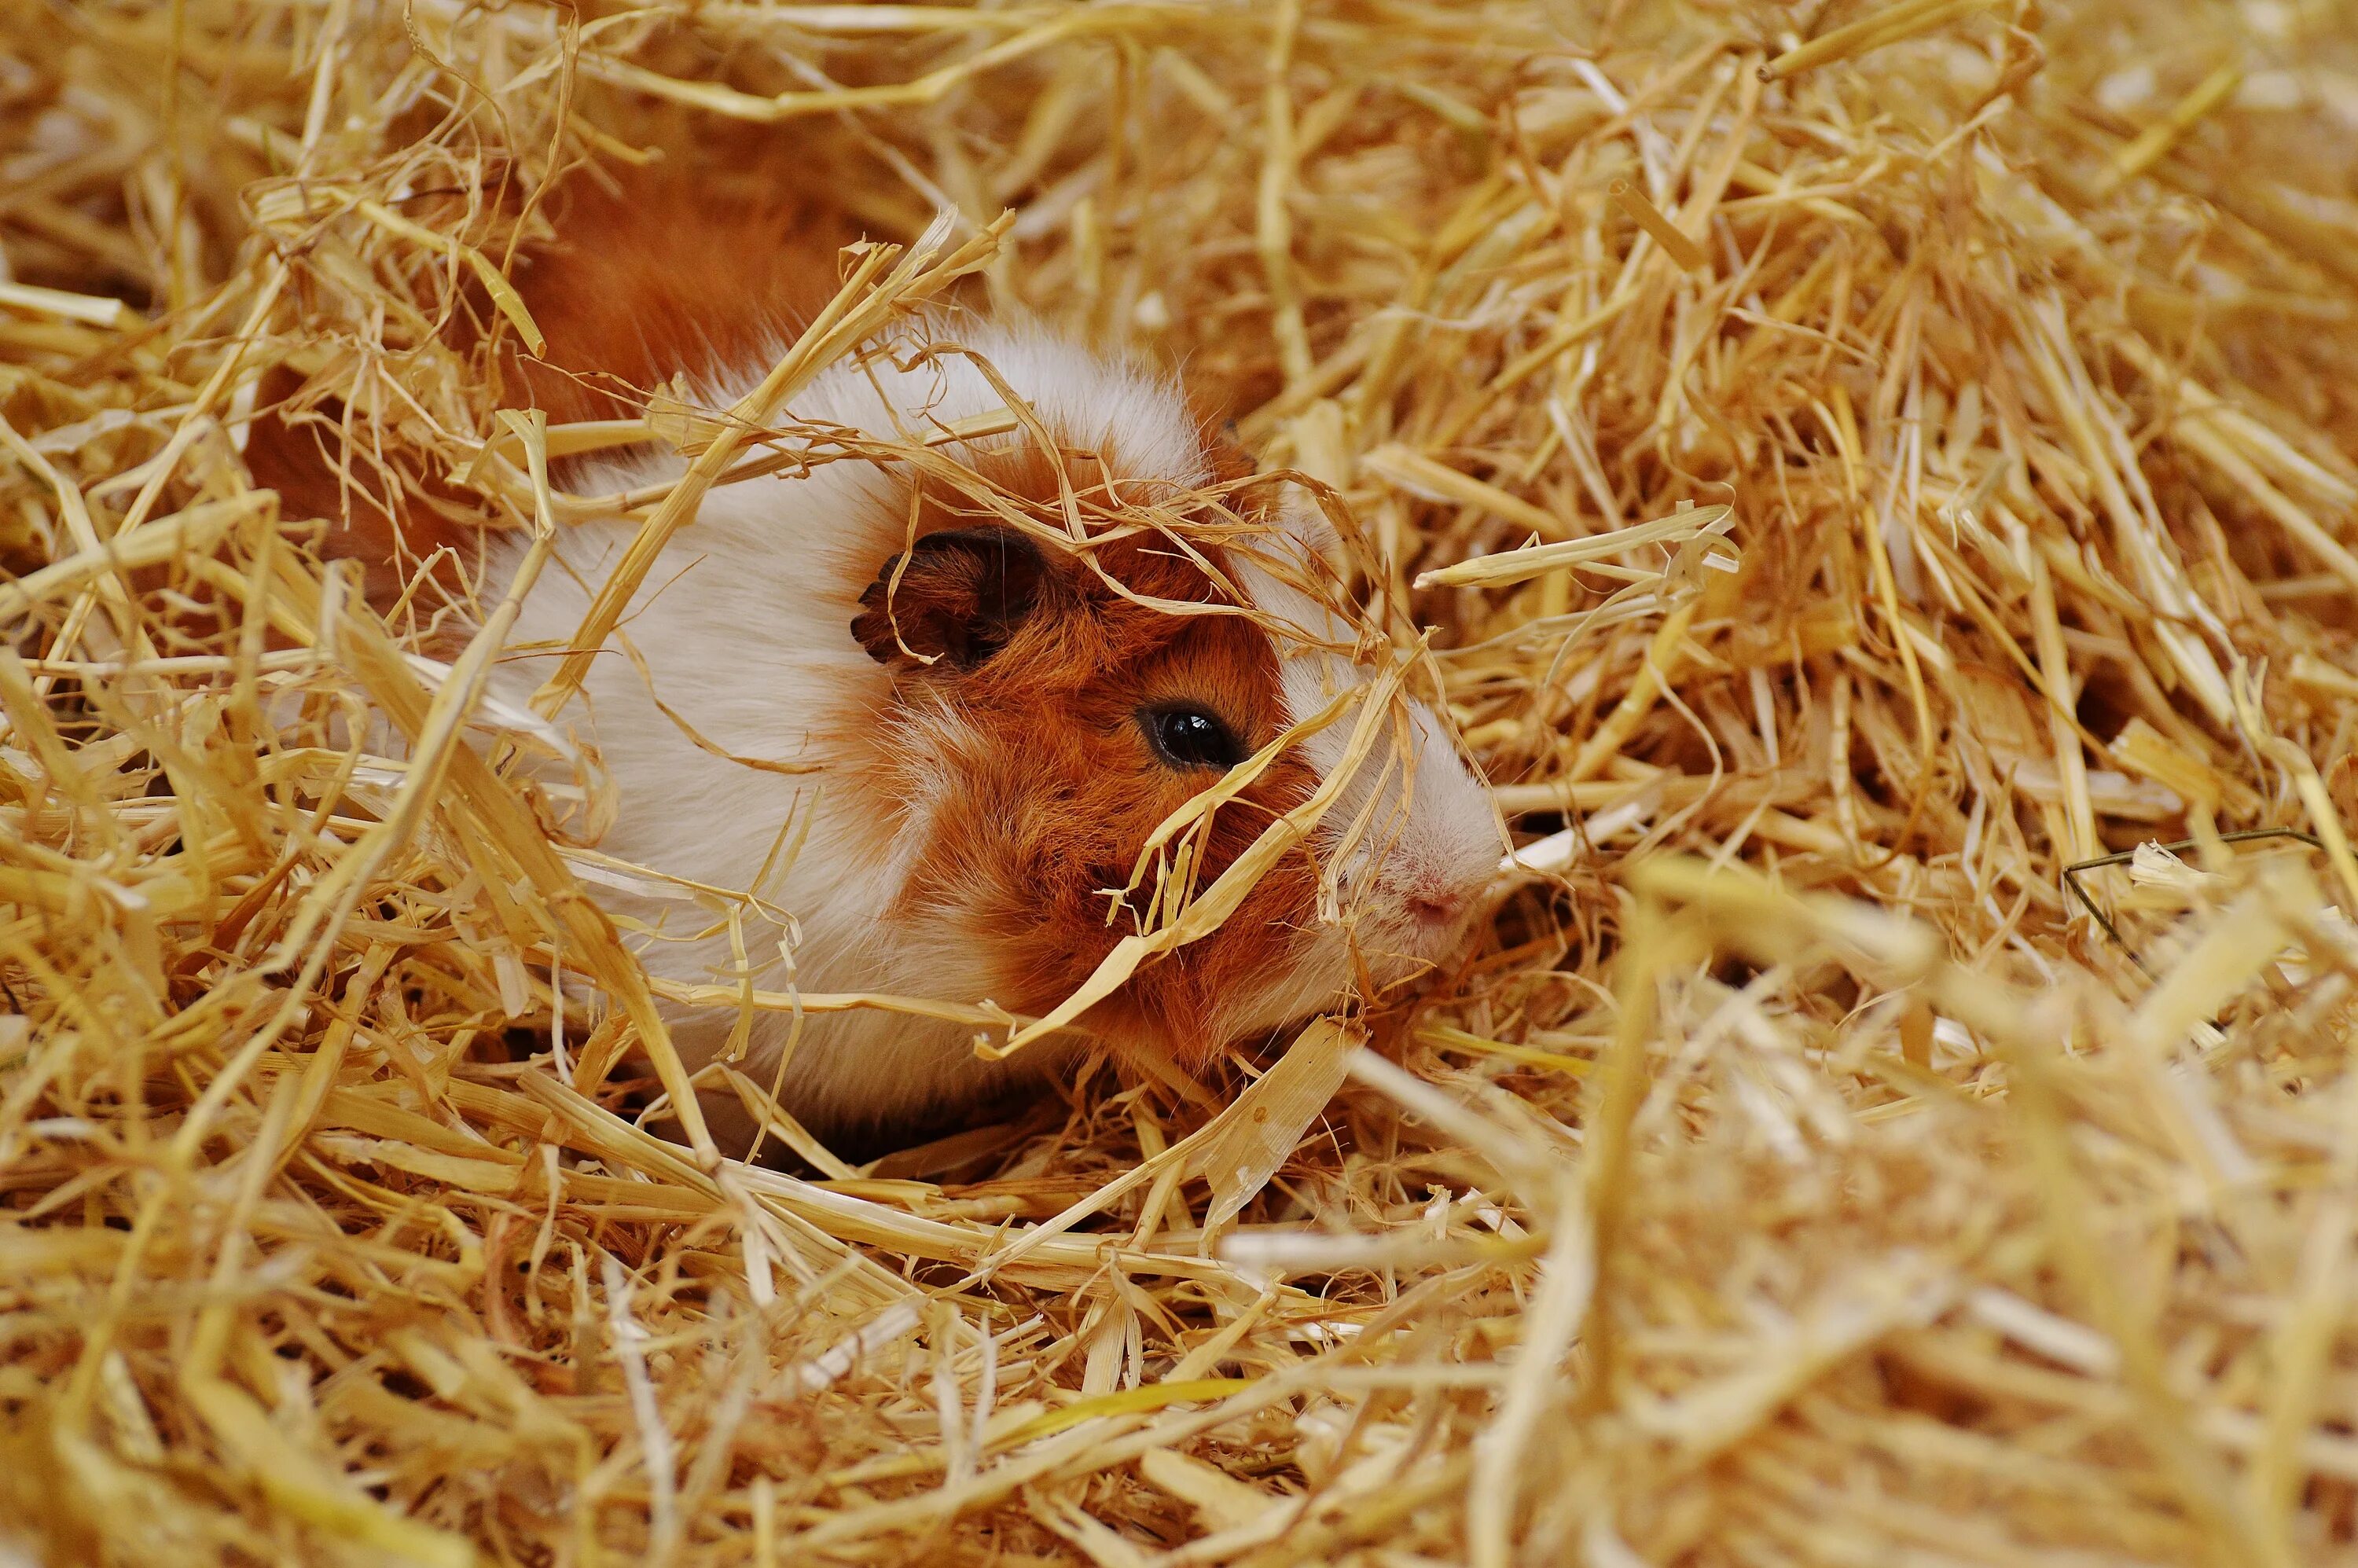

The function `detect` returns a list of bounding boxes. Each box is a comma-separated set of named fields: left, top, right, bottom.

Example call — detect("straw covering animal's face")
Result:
left=847, top=451, right=1499, bottom=1073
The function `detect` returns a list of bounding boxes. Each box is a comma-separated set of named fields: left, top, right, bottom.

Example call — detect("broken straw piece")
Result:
left=1415, top=505, right=1734, bottom=589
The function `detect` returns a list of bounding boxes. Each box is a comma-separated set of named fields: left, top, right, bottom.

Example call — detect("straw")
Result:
left=6, top=0, right=2358, bottom=1562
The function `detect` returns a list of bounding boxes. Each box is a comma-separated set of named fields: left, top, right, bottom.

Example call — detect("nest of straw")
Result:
left=9, top=0, right=2358, bottom=1562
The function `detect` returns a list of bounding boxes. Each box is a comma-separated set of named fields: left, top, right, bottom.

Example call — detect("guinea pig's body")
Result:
left=256, top=171, right=1500, bottom=1139
left=490, top=323, right=1498, bottom=1134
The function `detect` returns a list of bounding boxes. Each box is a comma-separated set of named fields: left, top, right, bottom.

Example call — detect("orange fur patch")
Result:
left=862, top=450, right=1320, bottom=1070
left=243, top=160, right=858, bottom=606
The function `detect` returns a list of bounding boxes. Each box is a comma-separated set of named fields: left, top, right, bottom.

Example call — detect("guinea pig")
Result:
left=252, top=171, right=1502, bottom=1140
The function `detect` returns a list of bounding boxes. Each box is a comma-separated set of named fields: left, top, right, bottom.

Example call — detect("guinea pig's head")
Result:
left=848, top=436, right=1500, bottom=1074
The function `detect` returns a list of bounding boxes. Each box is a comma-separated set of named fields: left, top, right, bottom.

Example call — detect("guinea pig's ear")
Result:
left=853, top=527, right=1053, bottom=671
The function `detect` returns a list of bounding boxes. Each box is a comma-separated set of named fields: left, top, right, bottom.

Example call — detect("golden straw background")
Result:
left=6, top=0, right=2358, bottom=1562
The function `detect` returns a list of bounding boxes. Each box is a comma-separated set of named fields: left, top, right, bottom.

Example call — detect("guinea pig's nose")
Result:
left=1405, top=886, right=1468, bottom=927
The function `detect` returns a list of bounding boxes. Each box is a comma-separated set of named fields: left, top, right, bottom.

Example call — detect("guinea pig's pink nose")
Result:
left=1405, top=886, right=1469, bottom=926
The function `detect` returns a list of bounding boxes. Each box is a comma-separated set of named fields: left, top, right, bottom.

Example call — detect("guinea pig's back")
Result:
left=242, top=153, right=860, bottom=604
left=494, top=165, right=860, bottom=424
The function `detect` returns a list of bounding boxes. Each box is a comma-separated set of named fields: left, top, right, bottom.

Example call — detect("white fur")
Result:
left=484, top=319, right=1496, bottom=1137
left=1221, top=551, right=1501, bottom=1036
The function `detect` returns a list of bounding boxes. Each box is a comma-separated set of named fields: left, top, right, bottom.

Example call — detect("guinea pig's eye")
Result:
left=1139, top=704, right=1245, bottom=772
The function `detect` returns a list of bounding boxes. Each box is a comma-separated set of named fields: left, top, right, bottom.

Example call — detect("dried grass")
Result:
left=7, top=0, right=2358, bottom=1563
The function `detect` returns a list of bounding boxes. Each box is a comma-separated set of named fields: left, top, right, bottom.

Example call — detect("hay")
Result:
left=6, top=0, right=2358, bottom=1562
